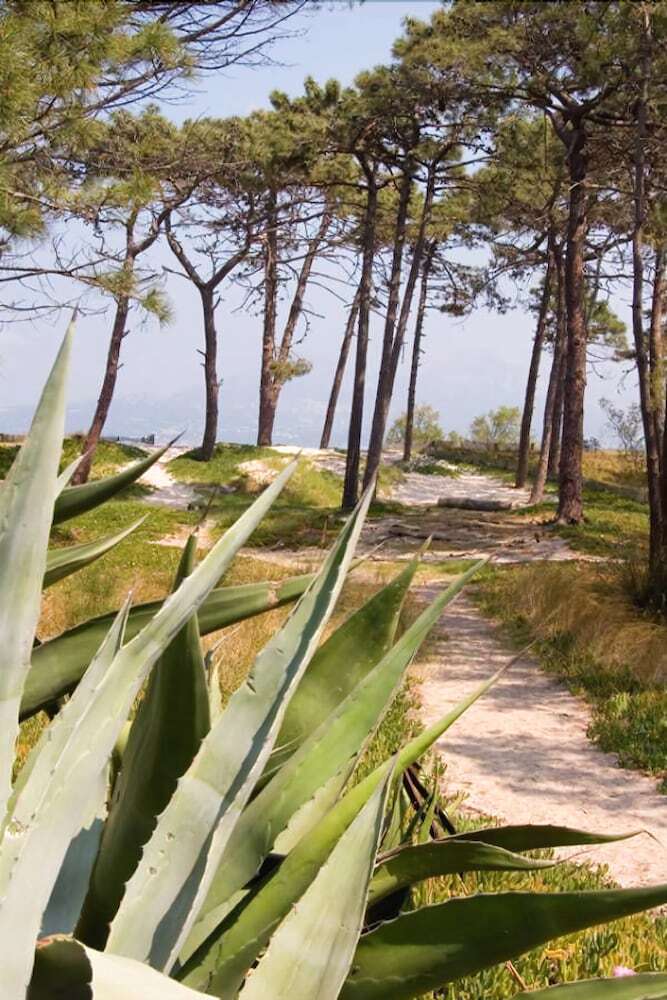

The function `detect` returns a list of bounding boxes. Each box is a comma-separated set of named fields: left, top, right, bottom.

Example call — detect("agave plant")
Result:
left=1, top=323, right=666, bottom=1000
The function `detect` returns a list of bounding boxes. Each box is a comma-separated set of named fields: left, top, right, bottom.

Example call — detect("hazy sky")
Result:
left=0, top=0, right=638, bottom=447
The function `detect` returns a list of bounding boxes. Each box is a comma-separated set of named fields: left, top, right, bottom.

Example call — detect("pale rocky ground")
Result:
left=136, top=445, right=666, bottom=888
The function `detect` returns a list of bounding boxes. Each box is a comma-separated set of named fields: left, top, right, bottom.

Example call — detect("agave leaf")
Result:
left=76, top=534, right=210, bottom=949
left=0, top=461, right=297, bottom=996
left=44, top=517, right=145, bottom=587
left=523, top=975, right=667, bottom=999
left=40, top=768, right=108, bottom=938
left=340, top=883, right=667, bottom=1000
left=265, top=555, right=421, bottom=778
left=449, top=824, right=640, bottom=852
left=52, top=442, right=171, bottom=524
left=28, top=938, right=213, bottom=999
left=188, top=559, right=483, bottom=955
left=240, top=766, right=394, bottom=1000
left=23, top=571, right=312, bottom=719
left=56, top=451, right=88, bottom=494
left=106, top=487, right=372, bottom=974
left=179, top=586, right=506, bottom=1000
left=0, top=326, right=71, bottom=822
left=368, top=839, right=555, bottom=907
left=0, top=601, right=130, bottom=998
left=416, top=790, right=438, bottom=844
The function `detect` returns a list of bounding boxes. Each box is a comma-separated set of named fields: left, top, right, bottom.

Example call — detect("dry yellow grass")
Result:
left=482, top=562, right=667, bottom=683
left=582, top=449, right=646, bottom=489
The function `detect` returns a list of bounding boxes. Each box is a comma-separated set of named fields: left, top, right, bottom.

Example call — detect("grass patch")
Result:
left=169, top=445, right=406, bottom=549
left=517, top=488, right=649, bottom=559
left=476, top=563, right=667, bottom=792
left=0, top=436, right=145, bottom=481
left=582, top=450, right=646, bottom=490
left=168, top=442, right=281, bottom=486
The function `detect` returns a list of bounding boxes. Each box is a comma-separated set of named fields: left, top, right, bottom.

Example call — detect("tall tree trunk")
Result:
left=530, top=243, right=566, bottom=505
left=199, top=285, right=219, bottom=462
left=631, top=9, right=662, bottom=574
left=71, top=293, right=131, bottom=485
left=363, top=171, right=412, bottom=457
left=557, top=123, right=589, bottom=525
left=364, top=164, right=437, bottom=490
left=264, top=208, right=332, bottom=444
left=547, top=354, right=565, bottom=480
left=649, top=245, right=665, bottom=474
left=658, top=251, right=667, bottom=565
left=320, top=288, right=360, bottom=450
left=258, top=189, right=279, bottom=446
left=403, top=246, right=434, bottom=463
left=342, top=165, right=378, bottom=510
left=515, top=238, right=554, bottom=488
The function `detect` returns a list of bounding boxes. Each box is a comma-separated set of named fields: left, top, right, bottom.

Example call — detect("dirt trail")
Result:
left=134, top=446, right=666, bottom=886
left=417, top=590, right=667, bottom=889
left=141, top=446, right=195, bottom=508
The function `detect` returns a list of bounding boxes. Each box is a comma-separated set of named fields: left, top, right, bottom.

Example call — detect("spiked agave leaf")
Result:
left=28, top=937, right=212, bottom=999
left=40, top=769, right=108, bottom=938
left=367, top=838, right=556, bottom=907
left=265, top=554, right=421, bottom=777
left=0, top=326, right=72, bottom=823
left=22, top=571, right=313, bottom=719
left=340, top=883, right=667, bottom=1000
left=76, top=533, right=210, bottom=948
left=178, top=648, right=508, bottom=998
left=52, top=442, right=174, bottom=524
left=0, top=459, right=298, bottom=996
left=524, top=976, right=667, bottom=999
left=239, top=767, right=394, bottom=1000
left=449, top=824, right=640, bottom=852
left=106, top=487, right=373, bottom=973
left=187, top=558, right=485, bottom=955
left=44, top=517, right=145, bottom=587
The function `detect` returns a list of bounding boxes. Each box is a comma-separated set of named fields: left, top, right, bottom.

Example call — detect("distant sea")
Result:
left=0, top=388, right=353, bottom=450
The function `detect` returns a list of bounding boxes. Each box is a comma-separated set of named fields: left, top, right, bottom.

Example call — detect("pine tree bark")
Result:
left=403, top=246, right=434, bottom=463
left=557, top=123, right=589, bottom=525
left=71, top=292, right=131, bottom=485
left=363, top=163, right=437, bottom=490
left=651, top=246, right=665, bottom=473
left=342, top=163, right=378, bottom=510
left=320, top=287, right=360, bottom=450
left=199, top=285, right=220, bottom=462
left=363, top=171, right=412, bottom=459
left=258, top=207, right=332, bottom=447
left=530, top=243, right=566, bottom=505
left=515, top=237, right=554, bottom=488
left=257, top=189, right=279, bottom=446
left=631, top=9, right=662, bottom=575
left=547, top=355, right=565, bottom=481
left=165, top=212, right=249, bottom=461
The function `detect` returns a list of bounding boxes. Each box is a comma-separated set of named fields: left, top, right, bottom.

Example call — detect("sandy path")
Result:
left=417, top=590, right=667, bottom=888
left=132, top=446, right=666, bottom=884
left=140, top=446, right=198, bottom=508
